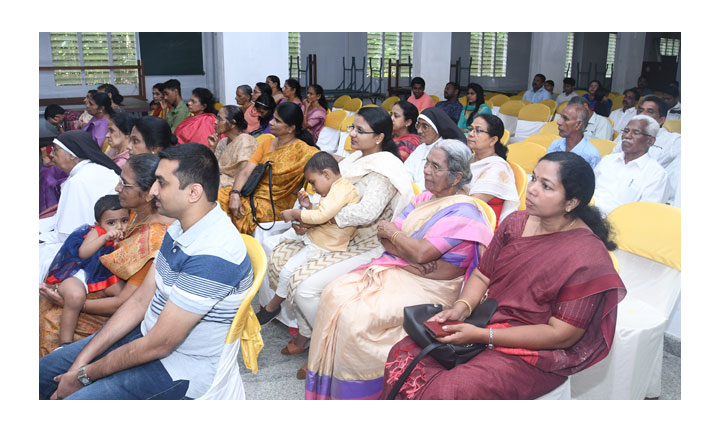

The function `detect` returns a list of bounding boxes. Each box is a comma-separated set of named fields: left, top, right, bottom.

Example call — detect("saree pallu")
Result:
left=219, top=139, right=318, bottom=234
left=215, top=134, right=258, bottom=189
left=469, top=156, right=520, bottom=223
left=39, top=164, right=68, bottom=214
left=174, top=113, right=217, bottom=147
left=305, top=193, right=493, bottom=400
left=381, top=211, right=626, bottom=399
left=82, top=117, right=108, bottom=148
left=395, top=133, right=421, bottom=162
left=39, top=216, right=167, bottom=357
left=306, top=107, right=327, bottom=144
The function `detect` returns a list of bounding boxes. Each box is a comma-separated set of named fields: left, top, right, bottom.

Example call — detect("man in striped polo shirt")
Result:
left=40, top=143, right=253, bottom=400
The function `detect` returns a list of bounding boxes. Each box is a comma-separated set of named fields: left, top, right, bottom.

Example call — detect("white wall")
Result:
left=300, top=32, right=367, bottom=93
left=527, top=33, right=568, bottom=91
left=413, top=33, right=452, bottom=99
left=611, top=32, right=647, bottom=94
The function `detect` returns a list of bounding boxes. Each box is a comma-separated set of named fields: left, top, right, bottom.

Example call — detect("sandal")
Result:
left=296, top=363, right=308, bottom=380
left=281, top=337, right=310, bottom=355
left=255, top=306, right=281, bottom=325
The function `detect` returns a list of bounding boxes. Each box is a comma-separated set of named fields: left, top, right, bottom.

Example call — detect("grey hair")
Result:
left=236, top=85, right=252, bottom=97
left=564, top=100, right=590, bottom=131
left=630, top=114, right=660, bottom=137
left=435, top=139, right=473, bottom=189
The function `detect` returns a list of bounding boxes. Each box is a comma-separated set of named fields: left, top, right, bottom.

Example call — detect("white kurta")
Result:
left=593, top=152, right=667, bottom=216
left=666, top=102, right=681, bottom=121
left=608, top=107, right=637, bottom=132
left=583, top=112, right=614, bottom=140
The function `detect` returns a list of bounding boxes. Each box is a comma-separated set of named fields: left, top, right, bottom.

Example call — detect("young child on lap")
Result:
left=39, top=194, right=129, bottom=347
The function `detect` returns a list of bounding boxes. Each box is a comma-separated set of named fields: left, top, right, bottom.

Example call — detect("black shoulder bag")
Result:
left=385, top=299, right=497, bottom=400
left=240, top=161, right=275, bottom=231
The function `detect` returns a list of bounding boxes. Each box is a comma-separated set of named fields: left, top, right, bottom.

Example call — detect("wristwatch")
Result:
left=77, top=364, right=93, bottom=386
left=229, top=189, right=242, bottom=196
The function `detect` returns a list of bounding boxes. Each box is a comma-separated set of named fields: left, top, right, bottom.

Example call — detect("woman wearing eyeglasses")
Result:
left=304, top=138, right=493, bottom=399
left=208, top=105, right=258, bottom=188
left=466, top=114, right=519, bottom=223
left=39, top=153, right=172, bottom=356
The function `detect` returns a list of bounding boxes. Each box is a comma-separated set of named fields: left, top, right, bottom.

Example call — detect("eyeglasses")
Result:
left=415, top=121, right=432, bottom=131
left=466, top=126, right=490, bottom=136
left=118, top=176, right=139, bottom=189
left=423, top=159, right=454, bottom=173
left=621, top=128, right=652, bottom=138
left=347, top=125, right=375, bottom=134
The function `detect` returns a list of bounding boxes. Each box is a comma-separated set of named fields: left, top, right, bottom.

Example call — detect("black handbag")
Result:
left=240, top=161, right=276, bottom=231
left=385, top=299, right=497, bottom=400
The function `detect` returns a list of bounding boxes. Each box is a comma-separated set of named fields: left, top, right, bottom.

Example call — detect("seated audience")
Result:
left=208, top=104, right=258, bottom=188
left=39, top=143, right=253, bottom=400
left=83, top=92, right=113, bottom=148
left=608, top=89, right=639, bottom=133
left=381, top=151, right=626, bottom=400
left=129, top=116, right=177, bottom=156
left=44, top=104, right=66, bottom=136
left=253, top=82, right=273, bottom=100
left=547, top=104, right=601, bottom=168
left=97, top=84, right=125, bottom=113
left=162, top=79, right=190, bottom=133
left=174, top=88, right=217, bottom=147
left=582, top=80, right=612, bottom=117
left=457, top=83, right=492, bottom=131
left=40, top=195, right=129, bottom=348
left=633, top=74, right=653, bottom=97
left=267, top=75, right=285, bottom=104
left=40, top=104, right=68, bottom=211
left=280, top=78, right=304, bottom=112
left=555, top=77, right=579, bottom=105
left=522, top=74, right=553, bottom=103
left=39, top=154, right=170, bottom=356
left=39, top=131, right=122, bottom=283
left=544, top=80, right=556, bottom=100
left=593, top=115, right=667, bottom=216
left=466, top=114, right=519, bottom=223
left=259, top=152, right=360, bottom=325
left=569, top=96, right=613, bottom=140
left=219, top=102, right=319, bottom=234
left=302, top=84, right=329, bottom=144
left=104, top=112, right=135, bottom=169
left=251, top=94, right=276, bottom=137
left=149, top=83, right=169, bottom=118
left=435, top=81, right=463, bottom=123
left=305, top=139, right=494, bottom=399
left=407, top=76, right=435, bottom=112
left=662, top=86, right=681, bottom=121
left=391, top=100, right=421, bottom=161
left=235, top=85, right=260, bottom=133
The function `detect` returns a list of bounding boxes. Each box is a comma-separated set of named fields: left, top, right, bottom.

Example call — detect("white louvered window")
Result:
left=565, top=32, right=574, bottom=78
left=49, top=32, right=138, bottom=86
left=470, top=32, right=507, bottom=77
left=659, top=37, right=680, bottom=61
left=366, top=32, right=413, bottom=78
left=605, top=33, right=617, bottom=78
left=289, top=32, right=301, bottom=78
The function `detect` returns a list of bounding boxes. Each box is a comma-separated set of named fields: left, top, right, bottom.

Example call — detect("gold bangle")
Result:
left=454, top=299, right=473, bottom=319
left=390, top=231, right=401, bottom=245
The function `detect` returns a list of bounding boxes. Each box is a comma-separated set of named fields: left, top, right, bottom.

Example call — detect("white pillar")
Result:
left=215, top=32, right=289, bottom=105
left=611, top=33, right=646, bottom=93
left=527, top=33, right=568, bottom=89
left=413, top=32, right=452, bottom=100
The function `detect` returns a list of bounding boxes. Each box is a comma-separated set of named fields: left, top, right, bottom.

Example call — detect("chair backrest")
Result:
left=507, top=161, right=528, bottom=210
left=589, top=138, right=616, bottom=157
left=525, top=133, right=561, bottom=149
left=333, top=95, right=350, bottom=110
left=214, top=102, right=224, bottom=112
left=256, top=133, right=275, bottom=148
left=508, top=94, right=524, bottom=101
left=520, top=100, right=531, bottom=106
left=556, top=101, right=569, bottom=115
left=458, top=95, right=468, bottom=106
left=411, top=182, right=422, bottom=195
left=507, top=141, right=547, bottom=173
left=499, top=100, right=526, bottom=117
left=485, top=100, right=494, bottom=109
left=539, top=121, right=559, bottom=135
left=489, top=94, right=510, bottom=107
left=340, top=113, right=355, bottom=132
left=471, top=197, right=497, bottom=232
left=664, top=120, right=681, bottom=134
left=609, top=94, right=624, bottom=112
left=430, top=95, right=440, bottom=104
left=501, top=129, right=510, bottom=145
left=324, top=109, right=347, bottom=129
left=484, top=92, right=500, bottom=100
left=518, top=103, right=552, bottom=122
left=344, top=98, right=363, bottom=113
left=363, top=104, right=379, bottom=108
left=343, top=134, right=353, bottom=152
left=381, top=96, right=400, bottom=112
left=538, top=99, right=557, bottom=115
left=575, top=90, right=587, bottom=96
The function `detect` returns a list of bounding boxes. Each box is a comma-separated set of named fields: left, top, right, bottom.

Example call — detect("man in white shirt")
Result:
left=662, top=86, right=681, bottom=121
left=568, top=96, right=613, bottom=140
left=593, top=115, right=667, bottom=216
left=522, top=74, right=553, bottom=103
left=555, top=77, right=579, bottom=106
left=608, top=89, right=639, bottom=133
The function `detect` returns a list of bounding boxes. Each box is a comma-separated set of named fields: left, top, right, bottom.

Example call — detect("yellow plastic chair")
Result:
left=525, top=133, right=561, bottom=149
left=610, top=94, right=624, bottom=112
left=556, top=101, right=569, bottom=115
left=508, top=94, right=524, bottom=101
left=500, top=129, right=510, bottom=145
left=507, top=141, right=547, bottom=174
left=343, top=134, right=353, bottom=152
left=575, top=90, right=587, bottom=96
left=489, top=94, right=510, bottom=107
left=498, top=100, right=526, bottom=117
left=256, top=133, right=275, bottom=147
left=507, top=161, right=528, bottom=211
left=539, top=121, right=559, bottom=135
left=332, top=95, right=350, bottom=110
left=590, top=139, right=616, bottom=157
left=324, top=109, right=347, bottom=129
left=381, top=96, right=400, bottom=112
left=214, top=102, right=224, bottom=112
left=340, top=113, right=355, bottom=131
left=484, top=92, right=500, bottom=100
left=485, top=100, right=494, bottom=109
left=538, top=99, right=557, bottom=115
left=664, top=120, right=681, bottom=134
left=519, top=100, right=531, bottom=106
left=518, top=104, right=552, bottom=122
left=363, top=104, right=379, bottom=108
left=471, top=197, right=497, bottom=232
left=344, top=98, right=363, bottom=114
left=411, top=182, right=422, bottom=196
left=430, top=95, right=440, bottom=105
left=197, top=234, right=266, bottom=399
left=612, top=130, right=619, bottom=141
left=458, top=95, right=468, bottom=106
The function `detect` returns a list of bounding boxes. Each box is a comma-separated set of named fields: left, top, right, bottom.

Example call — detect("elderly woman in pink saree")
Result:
left=305, top=139, right=493, bottom=400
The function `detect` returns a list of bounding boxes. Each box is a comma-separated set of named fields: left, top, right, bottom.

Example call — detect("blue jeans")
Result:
left=39, top=325, right=191, bottom=400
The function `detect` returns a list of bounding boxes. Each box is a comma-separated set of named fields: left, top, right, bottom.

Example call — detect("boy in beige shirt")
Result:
left=258, top=152, right=359, bottom=324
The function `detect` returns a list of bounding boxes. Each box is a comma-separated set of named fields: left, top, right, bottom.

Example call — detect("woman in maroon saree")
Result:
left=381, top=151, right=626, bottom=399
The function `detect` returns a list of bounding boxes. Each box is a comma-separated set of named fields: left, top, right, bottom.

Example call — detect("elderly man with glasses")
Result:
left=592, top=115, right=668, bottom=216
